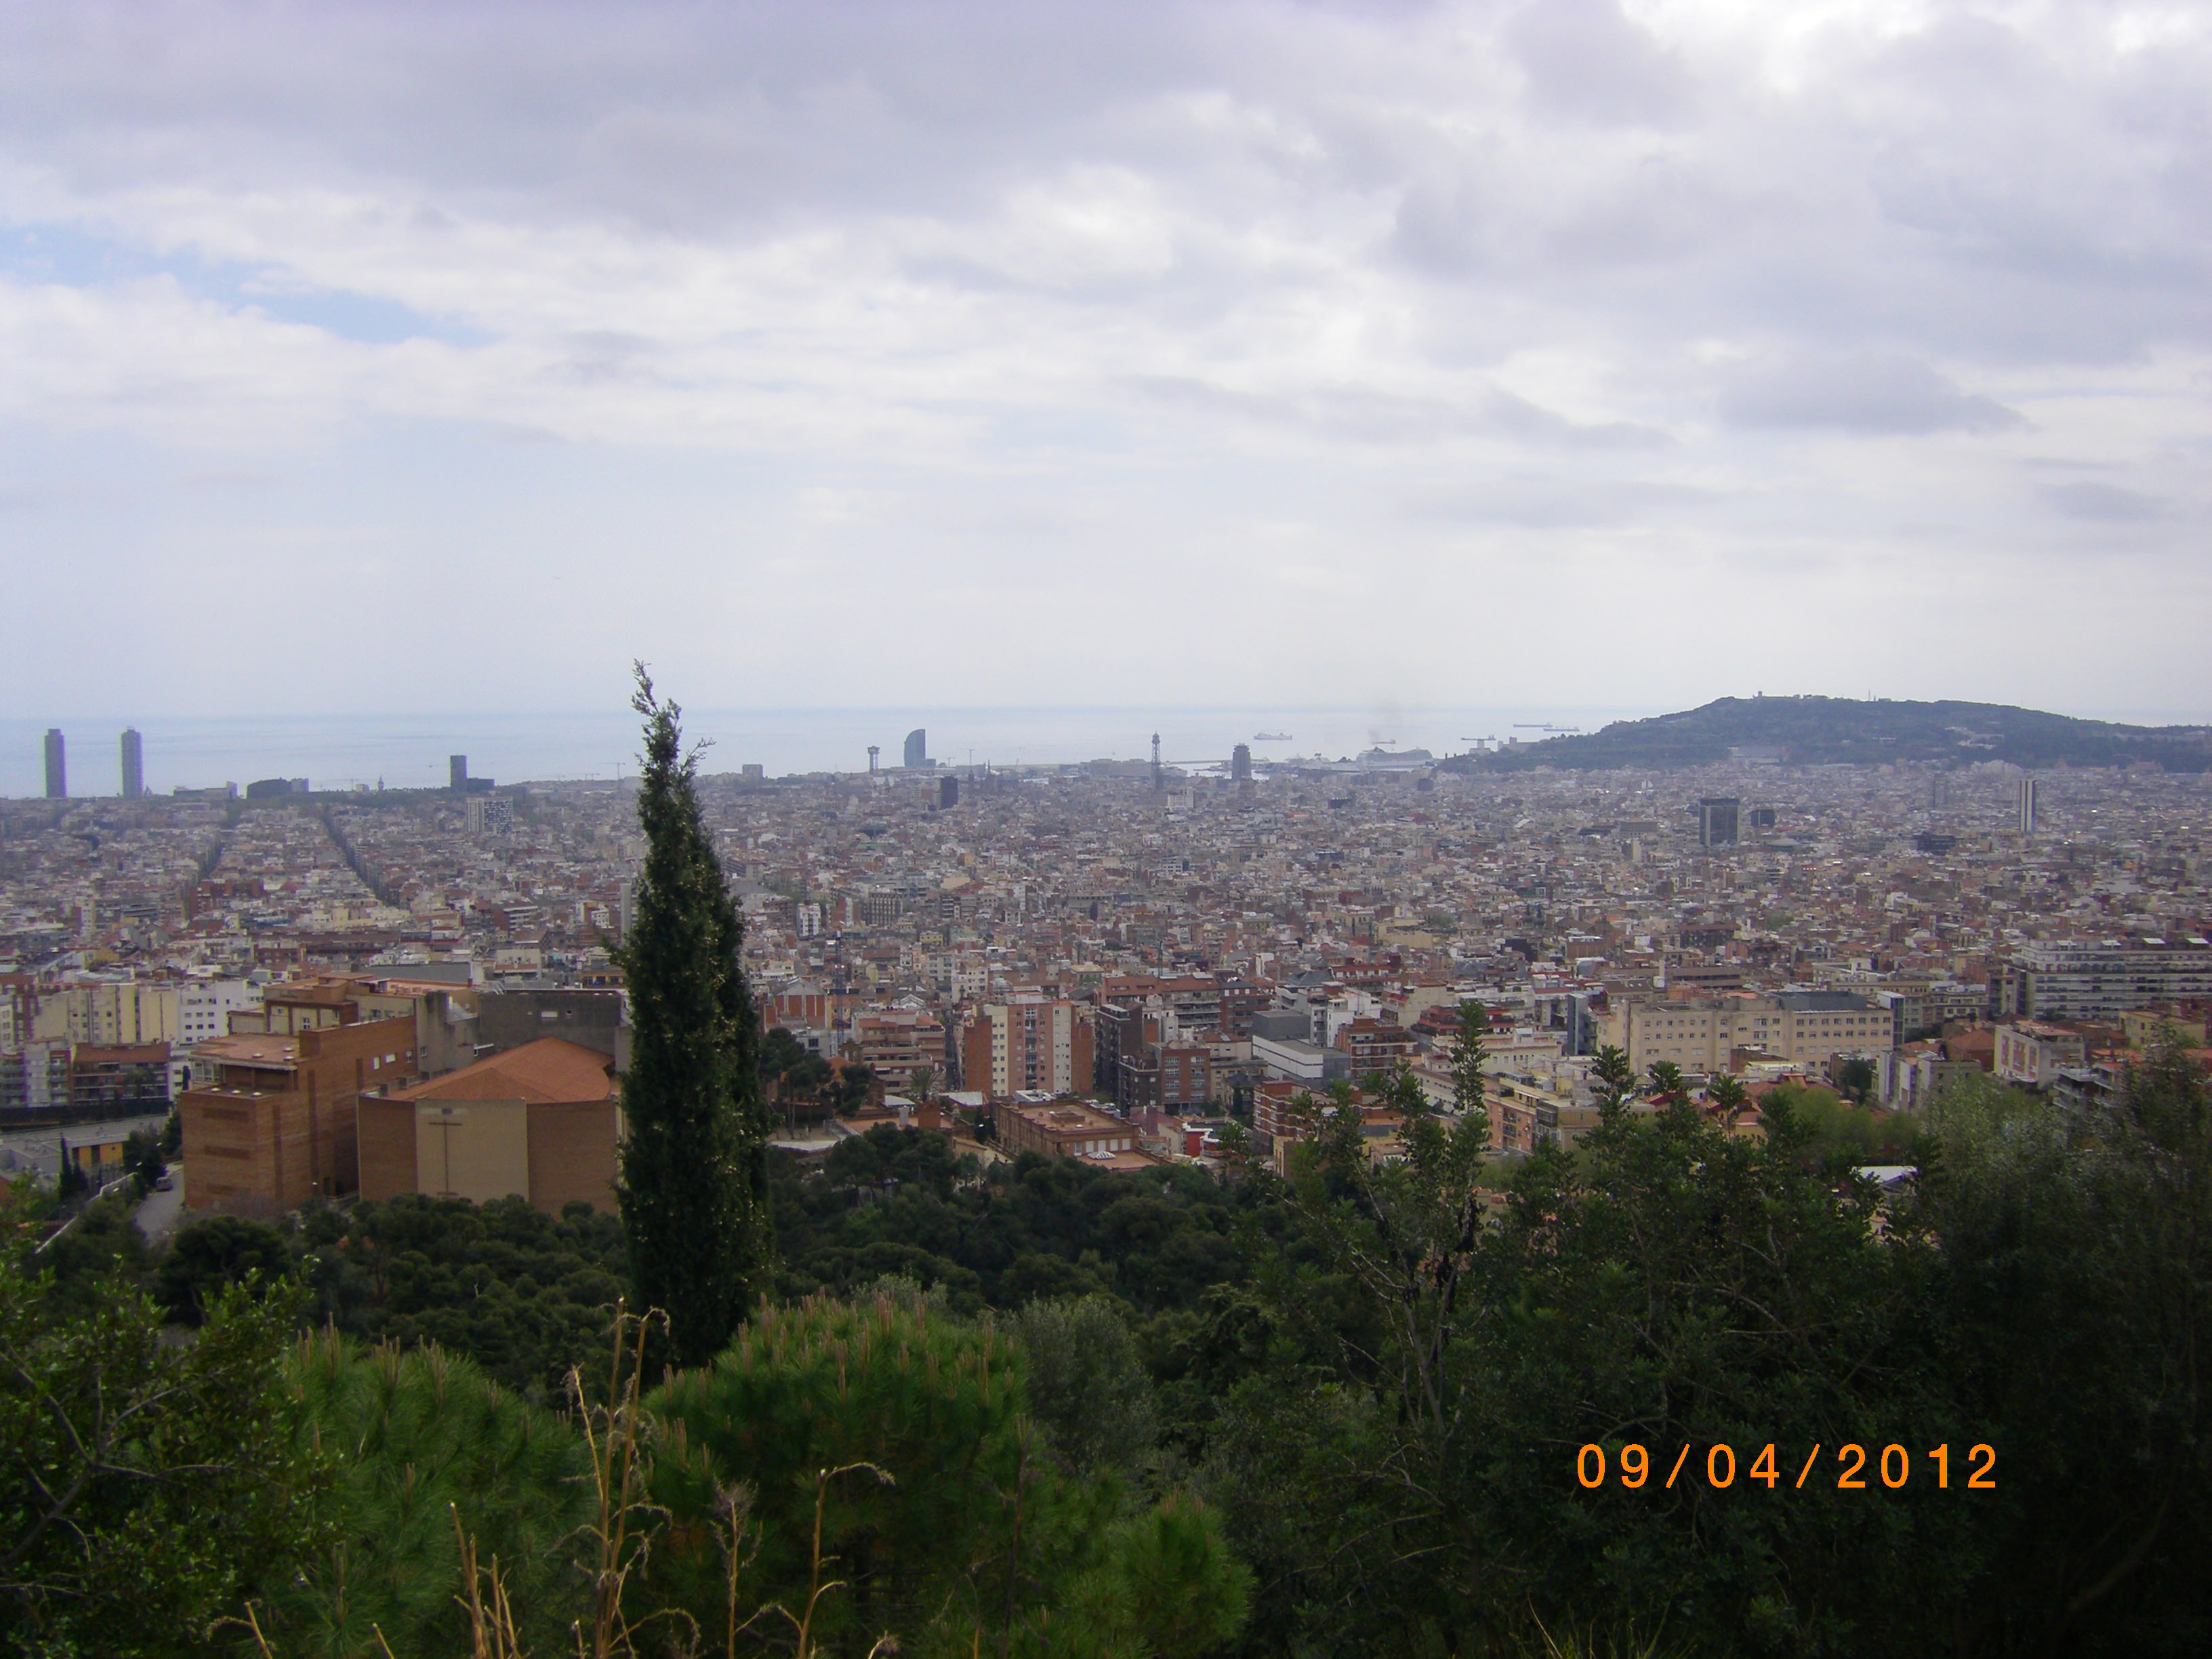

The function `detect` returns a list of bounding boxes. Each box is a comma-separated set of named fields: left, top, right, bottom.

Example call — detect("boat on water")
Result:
left=1252, top=731, right=1291, bottom=741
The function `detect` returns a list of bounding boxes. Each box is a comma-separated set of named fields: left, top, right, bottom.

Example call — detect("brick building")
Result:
left=180, top=1013, right=419, bottom=1212
left=993, top=1094, right=1155, bottom=1168
left=359, top=1037, right=621, bottom=1214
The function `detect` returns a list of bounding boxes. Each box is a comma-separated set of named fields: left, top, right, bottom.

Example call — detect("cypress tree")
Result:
left=615, top=665, right=772, bottom=1366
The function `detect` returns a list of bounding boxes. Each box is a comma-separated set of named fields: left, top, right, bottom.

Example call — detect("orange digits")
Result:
left=1837, top=1444, right=1867, bottom=1489
left=1880, top=1445, right=1910, bottom=1488
left=1620, top=1444, right=1649, bottom=1488
left=1706, top=1444, right=1736, bottom=1488
left=1577, top=1444, right=1605, bottom=1488
left=1750, top=1443, right=1779, bottom=1488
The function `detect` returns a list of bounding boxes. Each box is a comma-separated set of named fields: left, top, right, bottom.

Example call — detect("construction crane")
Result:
left=1511, top=723, right=1582, bottom=733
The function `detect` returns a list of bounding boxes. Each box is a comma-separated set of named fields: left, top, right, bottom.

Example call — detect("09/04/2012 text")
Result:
left=1576, top=1442, right=1995, bottom=1492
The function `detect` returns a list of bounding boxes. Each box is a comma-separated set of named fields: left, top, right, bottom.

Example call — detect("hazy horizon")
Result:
left=9, top=691, right=2211, bottom=799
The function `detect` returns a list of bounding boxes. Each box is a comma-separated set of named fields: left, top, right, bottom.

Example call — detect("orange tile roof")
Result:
left=390, top=1038, right=615, bottom=1105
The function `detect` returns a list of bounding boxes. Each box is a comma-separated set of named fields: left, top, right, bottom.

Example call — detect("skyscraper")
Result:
left=1231, top=743, right=1252, bottom=782
left=903, top=729, right=928, bottom=769
left=119, top=729, right=144, bottom=798
left=450, top=754, right=468, bottom=791
left=1698, top=796, right=1740, bottom=848
left=2017, top=776, right=2039, bottom=836
left=43, top=730, right=64, bottom=799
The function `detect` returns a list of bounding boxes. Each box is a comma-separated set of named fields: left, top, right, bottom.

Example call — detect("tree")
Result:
left=647, top=1288, right=1248, bottom=1657
left=0, top=1242, right=333, bottom=1653
left=1643, top=1060, right=1688, bottom=1105
left=1589, top=1044, right=1637, bottom=1115
left=157, top=1214, right=293, bottom=1325
left=1446, top=998, right=1490, bottom=1126
left=1704, top=1070, right=1749, bottom=1129
left=262, top=1334, right=594, bottom=1659
left=1011, top=1294, right=1158, bottom=1478
left=909, top=1064, right=937, bottom=1104
left=616, top=665, right=773, bottom=1368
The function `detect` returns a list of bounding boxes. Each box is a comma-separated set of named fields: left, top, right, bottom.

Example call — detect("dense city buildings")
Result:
left=4, top=721, right=2209, bottom=1192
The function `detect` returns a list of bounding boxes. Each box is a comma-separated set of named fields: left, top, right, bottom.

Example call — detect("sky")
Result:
left=2, top=0, right=2207, bottom=728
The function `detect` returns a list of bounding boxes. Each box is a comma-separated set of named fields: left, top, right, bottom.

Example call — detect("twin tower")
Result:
left=42, top=728, right=144, bottom=800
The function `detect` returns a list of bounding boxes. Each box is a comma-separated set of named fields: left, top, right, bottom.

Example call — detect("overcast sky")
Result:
left=3, top=0, right=2207, bottom=724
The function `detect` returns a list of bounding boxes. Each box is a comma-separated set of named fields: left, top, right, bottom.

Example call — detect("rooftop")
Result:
left=388, top=1037, right=615, bottom=1105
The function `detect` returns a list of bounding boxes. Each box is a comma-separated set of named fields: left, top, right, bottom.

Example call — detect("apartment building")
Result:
left=1994, top=1021, right=2089, bottom=1087
left=2018, top=939, right=2212, bottom=1021
left=1614, top=991, right=1891, bottom=1073
left=962, top=997, right=1092, bottom=1097
left=32, top=981, right=178, bottom=1046
left=851, top=1006, right=947, bottom=1078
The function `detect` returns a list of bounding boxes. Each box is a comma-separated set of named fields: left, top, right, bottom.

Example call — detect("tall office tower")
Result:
left=119, top=729, right=143, bottom=798
left=1151, top=732, right=1163, bottom=793
left=1231, top=743, right=1252, bottom=782
left=1929, top=775, right=1951, bottom=808
left=449, top=754, right=468, bottom=791
left=2017, top=776, right=2039, bottom=836
left=939, top=775, right=960, bottom=808
left=903, top=729, right=927, bottom=769
left=43, top=730, right=64, bottom=799
left=1698, top=796, right=1740, bottom=847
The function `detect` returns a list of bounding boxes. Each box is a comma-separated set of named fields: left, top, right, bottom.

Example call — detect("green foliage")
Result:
left=1763, top=1083, right=1921, bottom=1168
left=1054, top=1492, right=1252, bottom=1659
left=1830, top=1056, right=1877, bottom=1105
left=157, top=1213, right=293, bottom=1324
left=1448, top=999, right=1491, bottom=1124
left=36, top=1190, right=148, bottom=1289
left=617, top=665, right=774, bottom=1366
left=1899, top=1033, right=2212, bottom=1655
left=0, top=1238, right=332, bottom=1655
left=299, top=1193, right=630, bottom=1401
left=646, top=1291, right=1092, bottom=1655
left=1010, top=1294, right=1158, bottom=1478
left=260, top=1333, right=594, bottom=1659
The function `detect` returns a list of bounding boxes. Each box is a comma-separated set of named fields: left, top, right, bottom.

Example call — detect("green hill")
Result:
left=1442, top=696, right=2212, bottom=773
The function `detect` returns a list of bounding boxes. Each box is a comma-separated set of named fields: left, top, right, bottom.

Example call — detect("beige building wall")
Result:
left=413, top=1098, right=531, bottom=1204
left=35, top=983, right=179, bottom=1046
left=1620, top=999, right=1892, bottom=1073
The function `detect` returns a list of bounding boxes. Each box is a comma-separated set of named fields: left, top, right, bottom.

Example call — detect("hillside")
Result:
left=1442, top=696, right=2212, bottom=773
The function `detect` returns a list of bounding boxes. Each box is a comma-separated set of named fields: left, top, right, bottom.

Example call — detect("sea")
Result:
left=6, top=702, right=2206, bottom=800
left=5, top=705, right=1663, bottom=798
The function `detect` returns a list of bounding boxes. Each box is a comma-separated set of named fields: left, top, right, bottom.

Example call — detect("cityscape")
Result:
left=9, top=704, right=2207, bottom=1200
left=6, top=0, right=2210, bottom=1652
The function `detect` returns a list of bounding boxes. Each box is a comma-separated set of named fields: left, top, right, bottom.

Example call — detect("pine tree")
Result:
left=615, top=665, right=772, bottom=1366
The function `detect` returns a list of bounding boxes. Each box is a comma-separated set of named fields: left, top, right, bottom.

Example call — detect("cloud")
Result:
left=2041, top=481, right=2175, bottom=522
left=1717, top=352, right=2028, bottom=435
left=0, top=0, right=2207, bottom=724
